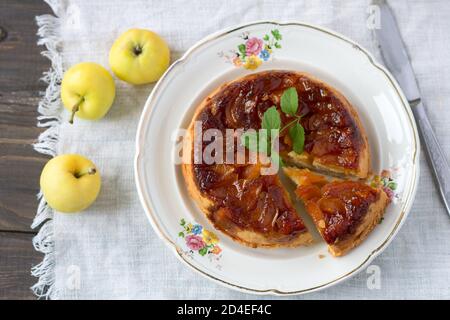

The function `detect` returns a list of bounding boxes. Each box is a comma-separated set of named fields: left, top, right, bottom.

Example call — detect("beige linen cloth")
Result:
left=32, top=0, right=450, bottom=299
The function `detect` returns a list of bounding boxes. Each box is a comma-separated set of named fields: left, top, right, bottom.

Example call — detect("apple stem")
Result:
left=69, top=98, right=84, bottom=124
left=75, top=167, right=97, bottom=178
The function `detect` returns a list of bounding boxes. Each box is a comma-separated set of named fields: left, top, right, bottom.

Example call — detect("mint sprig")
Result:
left=280, top=87, right=298, bottom=116
left=289, top=122, right=305, bottom=154
left=262, top=106, right=281, bottom=131
left=241, top=87, right=306, bottom=167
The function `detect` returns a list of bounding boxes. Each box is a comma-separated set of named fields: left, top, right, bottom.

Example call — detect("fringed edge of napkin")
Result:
left=31, top=0, right=64, bottom=299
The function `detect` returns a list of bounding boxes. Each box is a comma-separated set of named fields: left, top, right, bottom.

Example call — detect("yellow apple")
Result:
left=61, top=62, right=116, bottom=124
left=40, top=154, right=101, bottom=213
left=109, top=29, right=170, bottom=84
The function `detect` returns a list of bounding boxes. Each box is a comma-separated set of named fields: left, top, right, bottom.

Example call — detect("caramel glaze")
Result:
left=192, top=70, right=363, bottom=239
left=296, top=181, right=380, bottom=244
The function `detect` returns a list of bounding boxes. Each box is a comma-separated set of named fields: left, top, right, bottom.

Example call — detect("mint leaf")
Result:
left=240, top=131, right=259, bottom=152
left=289, top=122, right=305, bottom=154
left=262, top=106, right=281, bottom=132
left=280, top=87, right=298, bottom=116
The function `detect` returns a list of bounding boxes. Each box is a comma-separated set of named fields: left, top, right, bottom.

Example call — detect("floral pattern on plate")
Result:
left=218, top=29, right=282, bottom=69
left=369, top=169, right=399, bottom=202
left=178, top=219, right=223, bottom=260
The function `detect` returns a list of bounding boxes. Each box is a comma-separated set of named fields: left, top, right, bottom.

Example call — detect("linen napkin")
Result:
left=32, top=0, right=450, bottom=299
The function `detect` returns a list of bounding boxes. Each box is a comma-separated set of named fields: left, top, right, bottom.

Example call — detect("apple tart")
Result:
left=182, top=70, right=377, bottom=250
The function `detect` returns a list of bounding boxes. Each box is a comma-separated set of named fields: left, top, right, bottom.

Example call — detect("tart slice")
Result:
left=283, top=167, right=390, bottom=256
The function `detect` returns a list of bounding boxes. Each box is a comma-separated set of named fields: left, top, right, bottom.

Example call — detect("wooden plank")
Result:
left=0, top=0, right=51, bottom=91
left=0, top=0, right=52, bottom=232
left=0, top=0, right=53, bottom=300
left=0, top=156, right=48, bottom=231
left=0, top=232, right=42, bottom=300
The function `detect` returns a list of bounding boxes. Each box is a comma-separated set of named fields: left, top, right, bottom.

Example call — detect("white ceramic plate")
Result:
left=134, top=21, right=420, bottom=295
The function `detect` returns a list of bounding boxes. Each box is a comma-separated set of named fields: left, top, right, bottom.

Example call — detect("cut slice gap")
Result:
left=283, top=167, right=390, bottom=256
left=278, top=169, right=325, bottom=244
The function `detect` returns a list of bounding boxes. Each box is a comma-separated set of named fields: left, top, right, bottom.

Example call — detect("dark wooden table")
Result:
left=0, top=0, right=52, bottom=299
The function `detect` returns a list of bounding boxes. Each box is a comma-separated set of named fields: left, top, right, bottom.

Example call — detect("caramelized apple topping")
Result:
left=192, top=71, right=365, bottom=239
left=294, top=170, right=380, bottom=244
